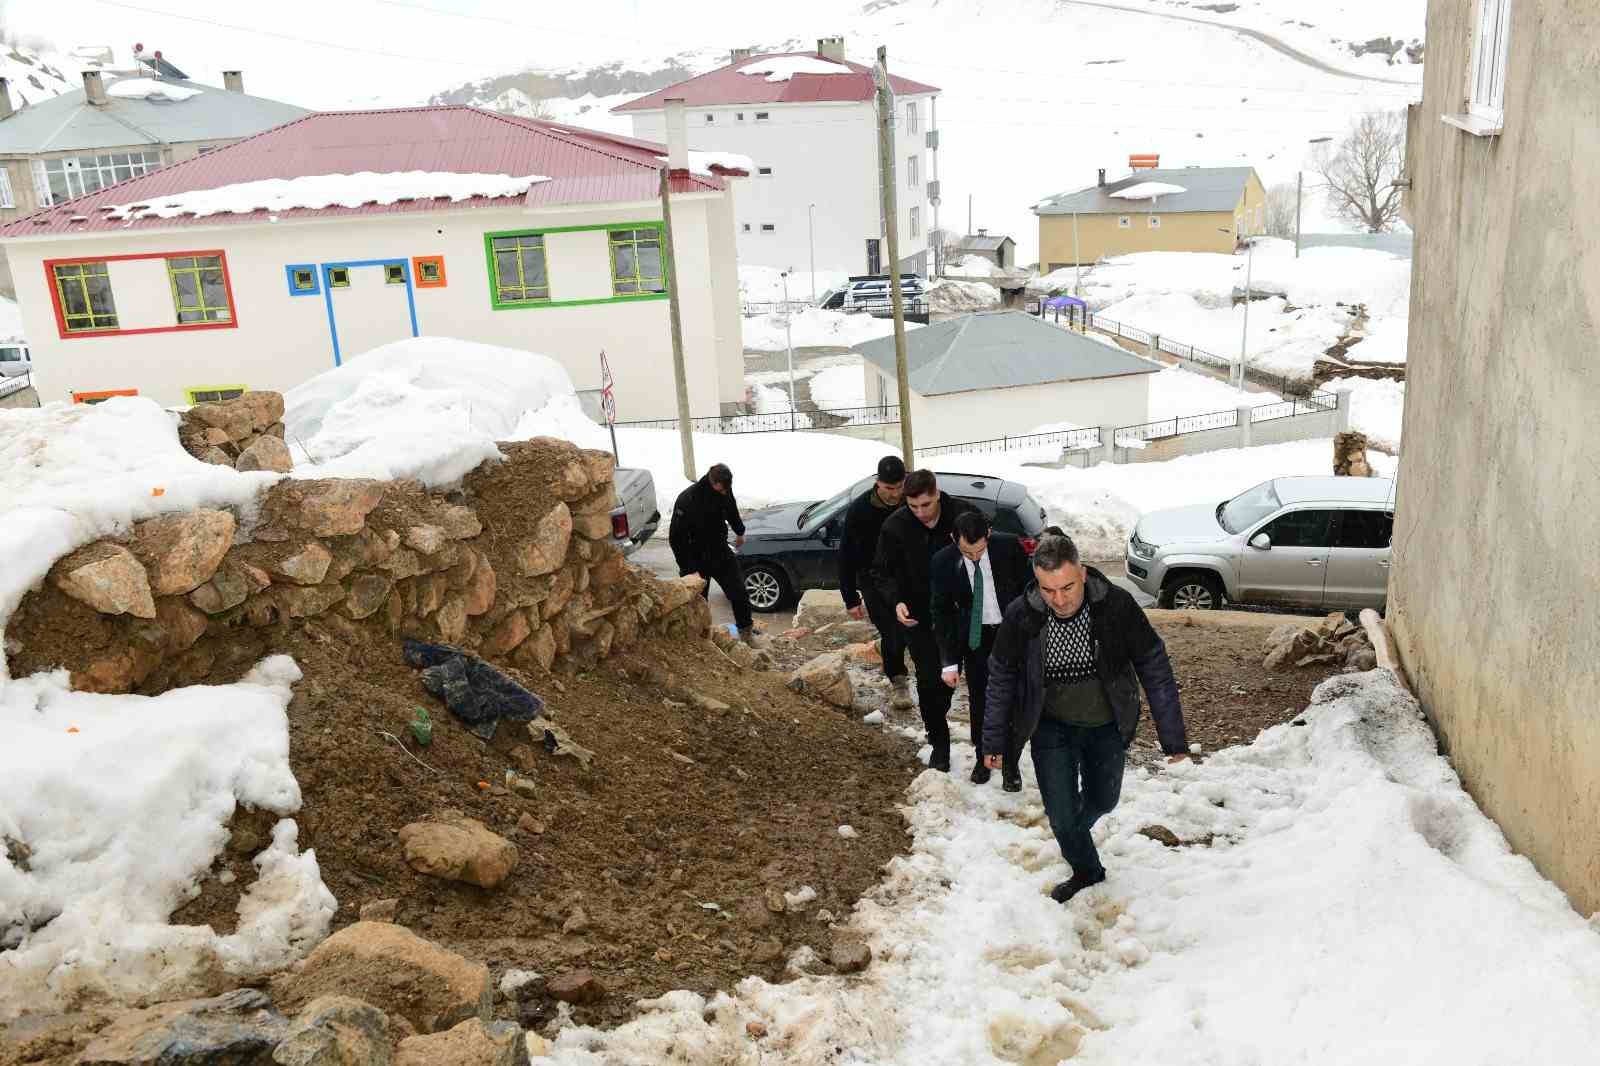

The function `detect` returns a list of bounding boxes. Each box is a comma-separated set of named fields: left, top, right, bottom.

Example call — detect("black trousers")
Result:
left=962, top=624, right=1020, bottom=780
left=1031, top=719, right=1126, bottom=879
left=862, top=586, right=908, bottom=680
left=903, top=623, right=955, bottom=753
left=698, top=554, right=753, bottom=630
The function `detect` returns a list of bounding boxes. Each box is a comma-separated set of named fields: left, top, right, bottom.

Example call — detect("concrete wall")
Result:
left=1389, top=0, right=1600, bottom=915
left=5, top=194, right=743, bottom=419
left=1038, top=174, right=1266, bottom=269
left=629, top=94, right=932, bottom=274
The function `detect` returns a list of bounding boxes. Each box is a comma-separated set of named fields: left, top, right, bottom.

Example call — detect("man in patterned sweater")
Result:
left=984, top=530, right=1191, bottom=902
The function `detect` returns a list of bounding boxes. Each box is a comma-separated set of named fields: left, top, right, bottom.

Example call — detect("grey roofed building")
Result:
left=1035, top=166, right=1258, bottom=216
left=950, top=230, right=1016, bottom=270
left=0, top=77, right=307, bottom=155
left=854, top=309, right=1159, bottom=396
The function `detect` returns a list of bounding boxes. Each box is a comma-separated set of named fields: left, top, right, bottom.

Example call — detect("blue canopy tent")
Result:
left=1042, top=294, right=1087, bottom=329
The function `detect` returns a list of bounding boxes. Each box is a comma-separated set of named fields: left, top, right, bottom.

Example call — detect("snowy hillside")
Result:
left=0, top=38, right=100, bottom=106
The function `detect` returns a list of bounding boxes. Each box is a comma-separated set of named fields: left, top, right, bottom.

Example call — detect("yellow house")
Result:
left=1034, top=166, right=1266, bottom=270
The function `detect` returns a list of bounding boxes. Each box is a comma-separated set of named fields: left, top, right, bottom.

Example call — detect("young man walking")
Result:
left=668, top=463, right=754, bottom=640
left=929, top=511, right=1030, bottom=790
left=985, top=530, right=1190, bottom=901
left=873, top=469, right=977, bottom=771
left=837, top=455, right=912, bottom=709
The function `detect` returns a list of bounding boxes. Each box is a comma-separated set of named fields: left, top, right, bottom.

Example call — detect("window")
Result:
left=907, top=154, right=919, bottom=190
left=760, top=223, right=775, bottom=232
left=1260, top=509, right=1336, bottom=549
left=1118, top=216, right=1131, bottom=228
left=413, top=255, right=446, bottom=288
left=754, top=111, right=769, bottom=121
left=287, top=265, right=319, bottom=295
left=52, top=261, right=119, bottom=331
left=1335, top=510, right=1393, bottom=550
left=609, top=227, right=665, bottom=294
left=185, top=385, right=247, bottom=404
left=491, top=233, right=551, bottom=303
left=910, top=206, right=920, bottom=237
left=0, top=167, right=13, bottom=209
left=33, top=150, right=163, bottom=205
left=742, top=223, right=751, bottom=232
left=704, top=114, right=714, bottom=123
left=0, top=346, right=24, bottom=362
left=1467, top=0, right=1512, bottom=128
left=384, top=263, right=406, bottom=285
left=326, top=266, right=350, bottom=288
left=906, top=101, right=919, bottom=134
left=167, top=255, right=232, bottom=323
left=1148, top=215, right=1161, bottom=229
left=197, top=145, right=220, bottom=155
left=757, top=166, right=773, bottom=176
left=737, top=112, right=745, bottom=121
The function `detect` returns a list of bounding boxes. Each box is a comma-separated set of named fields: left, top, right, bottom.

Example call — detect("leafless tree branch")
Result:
left=1314, top=111, right=1406, bottom=233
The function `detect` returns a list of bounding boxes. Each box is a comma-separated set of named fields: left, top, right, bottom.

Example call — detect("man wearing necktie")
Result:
left=929, top=511, right=1031, bottom=788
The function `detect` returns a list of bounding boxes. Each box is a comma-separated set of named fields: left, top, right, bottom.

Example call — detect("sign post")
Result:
left=599, top=349, right=620, bottom=464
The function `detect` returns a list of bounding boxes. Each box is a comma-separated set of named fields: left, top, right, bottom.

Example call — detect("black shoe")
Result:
left=1001, top=774, right=1022, bottom=793
left=929, top=749, right=951, bottom=772
left=970, top=763, right=992, bottom=784
left=1049, top=869, right=1106, bottom=903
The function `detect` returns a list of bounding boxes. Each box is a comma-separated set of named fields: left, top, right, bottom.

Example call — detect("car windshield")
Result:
left=1219, top=480, right=1282, bottom=534
left=799, top=483, right=858, bottom=529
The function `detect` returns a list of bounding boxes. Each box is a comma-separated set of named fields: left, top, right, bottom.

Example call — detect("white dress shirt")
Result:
left=943, top=549, right=1003, bottom=674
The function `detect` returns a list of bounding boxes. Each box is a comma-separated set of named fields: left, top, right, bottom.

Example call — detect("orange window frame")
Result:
left=44, top=249, right=240, bottom=340
left=71, top=388, right=139, bottom=404
left=412, top=255, right=447, bottom=288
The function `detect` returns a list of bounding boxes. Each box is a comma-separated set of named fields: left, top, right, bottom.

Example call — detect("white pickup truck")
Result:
left=609, top=467, right=660, bottom=556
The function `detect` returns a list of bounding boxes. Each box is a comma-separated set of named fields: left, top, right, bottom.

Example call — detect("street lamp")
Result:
left=808, top=204, right=817, bottom=304
left=780, top=269, right=797, bottom=430
left=1220, top=228, right=1254, bottom=392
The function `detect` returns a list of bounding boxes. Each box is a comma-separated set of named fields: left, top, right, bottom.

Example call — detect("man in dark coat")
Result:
left=929, top=510, right=1031, bottom=789
left=837, top=455, right=911, bottom=708
left=873, top=468, right=977, bottom=771
left=985, top=530, right=1190, bottom=902
left=668, top=463, right=753, bottom=638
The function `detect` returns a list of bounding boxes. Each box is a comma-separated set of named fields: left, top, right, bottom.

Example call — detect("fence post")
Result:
left=1236, top=406, right=1255, bottom=450
left=1335, top=389, right=1352, bottom=432
left=1149, top=333, right=1160, bottom=360
left=1098, top=424, right=1120, bottom=465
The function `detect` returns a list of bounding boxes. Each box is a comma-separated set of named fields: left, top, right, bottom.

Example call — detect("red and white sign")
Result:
left=599, top=350, right=618, bottom=426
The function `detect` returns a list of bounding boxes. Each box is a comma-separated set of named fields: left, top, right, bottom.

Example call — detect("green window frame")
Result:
left=489, top=233, right=550, bottom=304
left=167, top=255, right=232, bottom=324
left=609, top=227, right=666, bottom=296
left=53, top=261, right=119, bottom=332
left=385, top=263, right=406, bottom=285
left=327, top=266, right=350, bottom=288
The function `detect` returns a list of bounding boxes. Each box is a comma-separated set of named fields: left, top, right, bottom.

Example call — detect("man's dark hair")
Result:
left=904, top=468, right=939, bottom=498
left=876, top=455, right=906, bottom=484
left=953, top=510, right=991, bottom=544
left=707, top=463, right=733, bottom=489
left=1032, top=530, right=1080, bottom=570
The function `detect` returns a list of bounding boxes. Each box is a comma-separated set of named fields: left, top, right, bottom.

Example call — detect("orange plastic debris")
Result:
left=151, top=487, right=165, bottom=497
left=476, top=780, right=490, bottom=790
left=67, top=726, right=80, bottom=733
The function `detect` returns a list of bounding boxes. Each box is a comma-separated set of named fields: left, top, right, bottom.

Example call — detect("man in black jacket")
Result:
left=837, top=455, right=911, bottom=708
left=929, top=511, right=1030, bottom=789
left=668, top=463, right=753, bottom=638
left=985, top=530, right=1190, bottom=902
left=873, top=469, right=977, bottom=771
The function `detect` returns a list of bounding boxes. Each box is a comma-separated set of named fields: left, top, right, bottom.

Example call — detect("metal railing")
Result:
left=741, top=299, right=815, bottom=316
left=1084, top=313, right=1151, bottom=347
left=916, top=426, right=1102, bottom=458
left=1115, top=407, right=1240, bottom=446
left=1084, top=312, right=1313, bottom=397
left=1250, top=391, right=1338, bottom=423
left=613, top=404, right=900, bottom=436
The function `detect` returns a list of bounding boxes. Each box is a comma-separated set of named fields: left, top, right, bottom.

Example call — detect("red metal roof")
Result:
left=612, top=52, right=940, bottom=113
left=0, top=105, right=732, bottom=238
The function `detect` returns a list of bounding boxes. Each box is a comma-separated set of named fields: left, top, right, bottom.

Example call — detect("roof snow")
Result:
left=105, top=77, right=201, bottom=102
left=656, top=150, right=754, bottom=177
left=736, top=55, right=854, bottom=82
left=1110, top=181, right=1189, bottom=200
left=107, top=171, right=552, bottom=221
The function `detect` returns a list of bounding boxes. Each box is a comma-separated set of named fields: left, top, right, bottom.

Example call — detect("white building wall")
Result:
left=865, top=365, right=1151, bottom=446
left=628, top=92, right=932, bottom=276
left=5, top=194, right=741, bottom=420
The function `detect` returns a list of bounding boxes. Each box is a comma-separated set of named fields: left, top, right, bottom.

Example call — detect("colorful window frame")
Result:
left=413, top=255, right=446, bottom=288
left=167, top=255, right=233, bottom=324
left=286, top=263, right=320, bottom=296
left=44, top=250, right=238, bottom=340
left=384, top=263, right=407, bottom=285
left=185, top=384, right=247, bottom=404
left=488, top=233, right=550, bottom=305
left=608, top=226, right=666, bottom=296
left=52, top=261, right=119, bottom=332
left=326, top=266, right=351, bottom=288
left=72, top=388, right=138, bottom=404
left=483, top=223, right=670, bottom=311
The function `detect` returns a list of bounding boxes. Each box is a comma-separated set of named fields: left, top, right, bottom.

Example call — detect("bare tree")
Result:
left=928, top=227, right=957, bottom=276
left=1314, top=111, right=1406, bottom=233
left=1264, top=182, right=1298, bottom=239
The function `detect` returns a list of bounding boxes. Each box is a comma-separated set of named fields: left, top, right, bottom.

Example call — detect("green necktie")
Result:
left=969, top=560, right=984, bottom=651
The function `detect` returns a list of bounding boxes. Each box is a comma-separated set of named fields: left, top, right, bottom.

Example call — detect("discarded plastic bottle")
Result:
left=410, top=706, right=433, bottom=747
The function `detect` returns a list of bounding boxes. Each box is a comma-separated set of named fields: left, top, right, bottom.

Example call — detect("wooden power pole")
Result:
left=873, top=45, right=915, bottom=462
left=659, top=165, right=696, bottom=481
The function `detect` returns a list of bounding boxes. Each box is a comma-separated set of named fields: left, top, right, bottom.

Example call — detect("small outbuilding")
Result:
left=949, top=230, right=1016, bottom=271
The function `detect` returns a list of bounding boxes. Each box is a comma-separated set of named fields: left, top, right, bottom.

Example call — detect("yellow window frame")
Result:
left=184, top=384, right=248, bottom=404
left=167, top=255, right=233, bottom=324
left=489, top=234, right=550, bottom=304
left=53, top=261, right=119, bottom=332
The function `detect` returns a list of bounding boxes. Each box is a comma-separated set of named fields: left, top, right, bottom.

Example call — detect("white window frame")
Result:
left=907, top=154, right=919, bottom=190
left=1445, top=0, right=1512, bottom=135
left=910, top=205, right=921, bottom=238
left=0, top=167, right=14, bottom=209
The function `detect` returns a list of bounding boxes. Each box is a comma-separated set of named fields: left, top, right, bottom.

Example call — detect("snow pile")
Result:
left=282, top=336, right=580, bottom=486
left=739, top=265, right=851, bottom=305
left=1328, top=376, right=1406, bottom=450
left=744, top=382, right=814, bottom=428
left=809, top=365, right=868, bottom=410
left=948, top=255, right=1001, bottom=278
left=1146, top=365, right=1281, bottom=421
left=537, top=670, right=1600, bottom=1064
left=1108, top=180, right=1187, bottom=200
left=1346, top=312, right=1409, bottom=364
left=0, top=656, right=335, bottom=1020
left=742, top=307, right=920, bottom=351
left=106, top=77, right=201, bottom=102
left=926, top=279, right=1001, bottom=314
left=1099, top=291, right=1352, bottom=383
left=0, top=398, right=280, bottom=679
left=737, top=55, right=854, bottom=82
left=108, top=171, right=552, bottom=220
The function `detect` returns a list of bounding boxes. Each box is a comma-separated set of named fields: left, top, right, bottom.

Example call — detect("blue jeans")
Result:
left=1029, top=719, right=1126, bottom=879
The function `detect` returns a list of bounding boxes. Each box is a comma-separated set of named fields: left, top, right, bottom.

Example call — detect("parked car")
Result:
left=0, top=343, right=30, bottom=378
left=737, top=472, right=1049, bottom=612
left=610, top=467, right=660, bottom=556
left=817, top=286, right=846, bottom=310
left=841, top=274, right=926, bottom=314
left=1124, top=476, right=1395, bottom=612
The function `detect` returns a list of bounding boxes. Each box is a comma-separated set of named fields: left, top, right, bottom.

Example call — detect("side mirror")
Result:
left=1250, top=532, right=1272, bottom=550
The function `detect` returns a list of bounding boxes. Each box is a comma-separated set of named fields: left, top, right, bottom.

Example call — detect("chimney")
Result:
left=817, top=36, right=846, bottom=63
left=663, top=97, right=688, bottom=174
left=729, top=47, right=755, bottom=64
left=222, top=70, right=244, bottom=93
left=1097, top=168, right=1106, bottom=187
left=977, top=227, right=987, bottom=236
left=82, top=71, right=108, bottom=106
left=0, top=78, right=12, bottom=121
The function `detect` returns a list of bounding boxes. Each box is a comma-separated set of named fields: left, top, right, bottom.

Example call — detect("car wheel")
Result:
left=1159, top=572, right=1224, bottom=610
left=743, top=563, right=789, bottom=613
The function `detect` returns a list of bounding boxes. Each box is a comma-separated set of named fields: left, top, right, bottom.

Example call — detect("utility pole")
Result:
left=807, top=204, right=817, bottom=304
left=1238, top=238, right=1254, bottom=391
left=967, top=193, right=972, bottom=238
left=659, top=165, right=695, bottom=480
left=1072, top=211, right=1081, bottom=297
left=874, top=45, right=914, bottom=461
left=781, top=270, right=796, bottom=430
left=1293, top=171, right=1303, bottom=259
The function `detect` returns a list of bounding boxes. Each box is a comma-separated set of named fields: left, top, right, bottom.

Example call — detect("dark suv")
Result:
left=736, top=472, right=1049, bottom=612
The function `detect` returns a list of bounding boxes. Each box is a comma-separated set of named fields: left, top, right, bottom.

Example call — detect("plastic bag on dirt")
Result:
left=402, top=639, right=544, bottom=741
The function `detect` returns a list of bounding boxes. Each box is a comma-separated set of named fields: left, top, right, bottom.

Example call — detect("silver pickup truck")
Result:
left=609, top=467, right=660, bottom=556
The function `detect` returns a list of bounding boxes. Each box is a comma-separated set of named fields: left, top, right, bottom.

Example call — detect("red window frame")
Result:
left=71, top=388, right=139, bottom=404
left=412, top=254, right=447, bottom=288
left=44, top=249, right=241, bottom=340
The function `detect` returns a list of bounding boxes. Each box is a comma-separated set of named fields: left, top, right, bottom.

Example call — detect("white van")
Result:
left=0, top=344, right=30, bottom=378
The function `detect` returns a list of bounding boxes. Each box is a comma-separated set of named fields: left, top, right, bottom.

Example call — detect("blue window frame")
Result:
left=286, top=263, right=320, bottom=296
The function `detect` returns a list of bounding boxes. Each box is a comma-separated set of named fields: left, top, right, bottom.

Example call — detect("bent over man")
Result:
left=985, top=531, right=1190, bottom=902
left=669, top=463, right=754, bottom=640
left=838, top=455, right=912, bottom=708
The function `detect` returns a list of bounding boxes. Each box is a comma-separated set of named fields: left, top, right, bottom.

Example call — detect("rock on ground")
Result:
left=788, top=652, right=854, bottom=709
left=271, top=995, right=391, bottom=1066
left=77, top=989, right=288, bottom=1065
left=53, top=542, right=156, bottom=619
left=398, top=812, right=519, bottom=889
left=793, top=589, right=852, bottom=631
left=394, top=1018, right=527, bottom=1066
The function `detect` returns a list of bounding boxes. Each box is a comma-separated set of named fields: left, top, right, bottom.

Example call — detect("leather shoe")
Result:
left=929, top=749, right=951, bottom=772
left=1001, top=773, right=1022, bottom=793
left=970, top=763, right=991, bottom=784
left=1049, top=869, right=1106, bottom=903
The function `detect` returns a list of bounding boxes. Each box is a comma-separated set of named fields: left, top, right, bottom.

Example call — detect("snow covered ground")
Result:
left=742, top=308, right=919, bottom=352
left=739, top=265, right=851, bottom=306
left=809, top=365, right=868, bottom=410
left=536, top=670, right=1600, bottom=1064
left=1327, top=376, right=1406, bottom=451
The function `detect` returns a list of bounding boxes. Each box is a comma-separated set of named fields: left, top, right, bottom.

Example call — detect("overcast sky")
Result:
left=2, top=0, right=867, bottom=106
